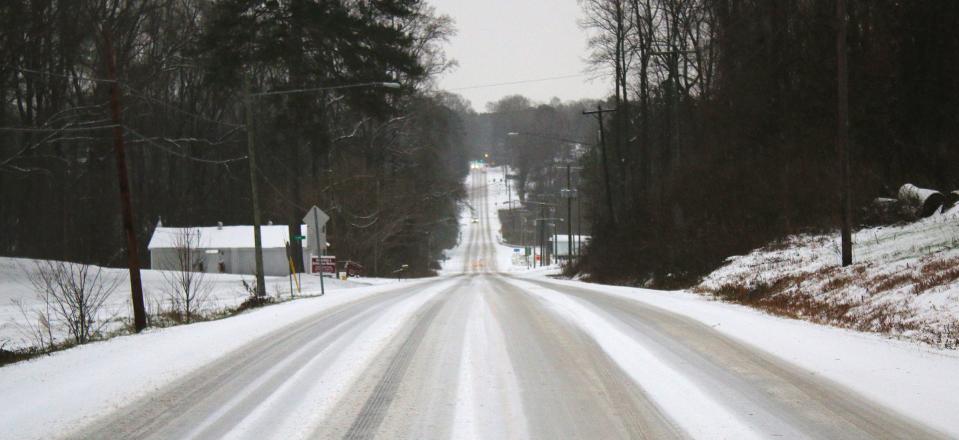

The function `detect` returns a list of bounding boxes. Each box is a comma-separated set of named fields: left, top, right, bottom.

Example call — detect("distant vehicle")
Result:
left=471, top=217, right=479, bottom=223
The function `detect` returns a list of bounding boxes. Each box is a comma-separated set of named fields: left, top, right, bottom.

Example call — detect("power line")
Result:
left=448, top=73, right=598, bottom=91
left=123, top=126, right=247, bottom=165
left=13, top=67, right=116, bottom=84
left=0, top=125, right=120, bottom=133
left=121, top=86, right=244, bottom=128
left=251, top=81, right=400, bottom=97
left=255, top=163, right=308, bottom=212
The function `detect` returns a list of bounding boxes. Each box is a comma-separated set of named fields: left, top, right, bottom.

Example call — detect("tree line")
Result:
left=570, top=0, right=959, bottom=285
left=0, top=0, right=469, bottom=277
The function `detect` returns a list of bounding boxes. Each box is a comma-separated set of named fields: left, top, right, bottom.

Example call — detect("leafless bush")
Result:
left=160, top=228, right=213, bottom=323
left=27, top=260, right=119, bottom=345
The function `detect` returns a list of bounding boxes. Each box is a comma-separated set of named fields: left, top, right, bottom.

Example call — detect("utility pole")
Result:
left=566, top=164, right=573, bottom=260
left=577, top=193, right=582, bottom=257
left=425, top=231, right=432, bottom=274
left=837, top=0, right=852, bottom=266
left=105, top=33, right=147, bottom=332
left=583, top=106, right=617, bottom=225
left=505, top=164, right=513, bottom=241
left=538, top=205, right=545, bottom=267
left=243, top=74, right=267, bottom=296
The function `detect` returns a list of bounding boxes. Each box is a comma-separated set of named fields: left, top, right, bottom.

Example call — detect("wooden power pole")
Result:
left=243, top=74, right=268, bottom=297
left=837, top=0, right=853, bottom=266
left=105, top=34, right=147, bottom=332
left=583, top=106, right=617, bottom=225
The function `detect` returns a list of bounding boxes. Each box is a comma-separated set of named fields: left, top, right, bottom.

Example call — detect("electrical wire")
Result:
left=123, top=126, right=248, bottom=165
left=122, top=86, right=244, bottom=128
left=13, top=67, right=116, bottom=84
left=0, top=125, right=120, bottom=133
left=447, top=73, right=597, bottom=91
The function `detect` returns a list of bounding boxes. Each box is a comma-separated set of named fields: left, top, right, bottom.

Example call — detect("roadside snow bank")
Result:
left=697, top=209, right=959, bottom=347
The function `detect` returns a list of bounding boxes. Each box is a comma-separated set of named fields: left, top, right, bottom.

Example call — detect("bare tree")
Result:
left=27, top=260, right=119, bottom=345
left=160, top=228, right=212, bottom=323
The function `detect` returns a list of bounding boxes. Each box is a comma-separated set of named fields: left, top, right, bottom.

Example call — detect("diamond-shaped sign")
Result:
left=303, top=206, right=329, bottom=228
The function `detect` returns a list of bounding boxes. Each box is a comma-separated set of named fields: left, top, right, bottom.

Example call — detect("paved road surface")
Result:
left=72, top=169, right=945, bottom=439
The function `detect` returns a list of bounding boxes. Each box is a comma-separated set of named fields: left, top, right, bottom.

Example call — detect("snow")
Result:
left=485, top=167, right=528, bottom=272
left=0, top=277, right=442, bottom=440
left=148, top=224, right=309, bottom=249
left=5, top=161, right=957, bottom=438
left=507, top=277, right=762, bottom=439
left=528, top=276, right=959, bottom=437
left=204, top=280, right=455, bottom=440
left=699, top=207, right=959, bottom=347
left=452, top=288, right=528, bottom=440
left=439, top=164, right=535, bottom=274
left=469, top=162, right=959, bottom=437
left=0, top=256, right=391, bottom=349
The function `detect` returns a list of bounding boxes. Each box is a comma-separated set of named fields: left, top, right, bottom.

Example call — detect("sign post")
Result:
left=304, top=206, right=330, bottom=296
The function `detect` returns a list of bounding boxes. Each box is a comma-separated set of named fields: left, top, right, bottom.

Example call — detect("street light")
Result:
left=243, top=78, right=401, bottom=296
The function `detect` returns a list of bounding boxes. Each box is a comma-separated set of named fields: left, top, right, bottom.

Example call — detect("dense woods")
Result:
left=571, top=0, right=959, bottom=284
left=0, top=0, right=468, bottom=276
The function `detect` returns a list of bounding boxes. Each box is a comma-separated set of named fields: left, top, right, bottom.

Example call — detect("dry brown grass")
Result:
left=700, top=249, right=959, bottom=348
left=913, top=256, right=959, bottom=294
left=822, top=275, right=854, bottom=292
left=870, top=272, right=915, bottom=293
left=700, top=263, right=951, bottom=346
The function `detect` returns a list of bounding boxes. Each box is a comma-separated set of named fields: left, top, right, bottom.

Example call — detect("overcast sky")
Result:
left=429, top=0, right=610, bottom=112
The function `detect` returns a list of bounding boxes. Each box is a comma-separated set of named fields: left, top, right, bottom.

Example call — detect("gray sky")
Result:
left=430, top=0, right=610, bottom=112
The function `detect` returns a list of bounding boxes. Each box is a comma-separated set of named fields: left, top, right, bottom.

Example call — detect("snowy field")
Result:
left=0, top=256, right=394, bottom=349
left=698, top=208, right=959, bottom=347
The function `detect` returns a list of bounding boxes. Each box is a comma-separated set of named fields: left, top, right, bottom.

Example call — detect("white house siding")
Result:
left=148, top=225, right=311, bottom=277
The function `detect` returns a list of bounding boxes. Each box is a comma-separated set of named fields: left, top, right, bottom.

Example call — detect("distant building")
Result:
left=147, top=221, right=311, bottom=276
left=550, top=235, right=590, bottom=259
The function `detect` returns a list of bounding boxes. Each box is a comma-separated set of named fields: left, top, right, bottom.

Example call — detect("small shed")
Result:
left=148, top=222, right=310, bottom=276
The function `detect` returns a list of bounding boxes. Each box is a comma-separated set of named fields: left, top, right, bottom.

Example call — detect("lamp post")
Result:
left=242, top=79, right=400, bottom=296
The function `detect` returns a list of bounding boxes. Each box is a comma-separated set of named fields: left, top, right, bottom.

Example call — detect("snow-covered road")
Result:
left=4, top=167, right=958, bottom=439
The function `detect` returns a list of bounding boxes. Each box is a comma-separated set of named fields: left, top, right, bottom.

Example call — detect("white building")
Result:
left=148, top=222, right=311, bottom=276
left=550, top=234, right=590, bottom=259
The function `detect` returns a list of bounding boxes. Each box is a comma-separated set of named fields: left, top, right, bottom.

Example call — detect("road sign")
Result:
left=513, top=248, right=521, bottom=253
left=304, top=206, right=330, bottom=296
left=303, top=206, right=329, bottom=228
left=292, top=235, right=306, bottom=241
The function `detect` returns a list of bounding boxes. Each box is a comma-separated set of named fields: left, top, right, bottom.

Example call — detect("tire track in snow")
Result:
left=70, top=279, right=455, bottom=440
left=512, top=276, right=948, bottom=439
left=486, top=276, right=685, bottom=439
left=451, top=278, right=529, bottom=440
left=342, top=291, right=449, bottom=439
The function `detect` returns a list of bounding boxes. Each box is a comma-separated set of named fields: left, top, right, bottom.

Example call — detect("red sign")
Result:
left=321, top=256, right=336, bottom=274
left=312, top=255, right=336, bottom=275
